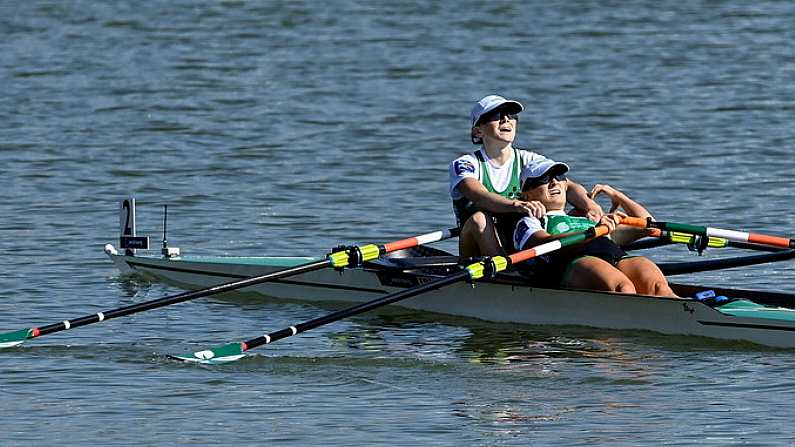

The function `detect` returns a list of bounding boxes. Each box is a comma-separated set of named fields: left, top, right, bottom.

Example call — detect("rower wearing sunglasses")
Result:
left=449, top=95, right=603, bottom=258
left=512, top=158, right=676, bottom=297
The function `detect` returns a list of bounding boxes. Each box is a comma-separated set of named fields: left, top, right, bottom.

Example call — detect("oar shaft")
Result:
left=241, top=270, right=470, bottom=351
left=2, top=227, right=460, bottom=347
left=621, top=217, right=795, bottom=249
left=659, top=250, right=795, bottom=276
left=34, top=259, right=333, bottom=337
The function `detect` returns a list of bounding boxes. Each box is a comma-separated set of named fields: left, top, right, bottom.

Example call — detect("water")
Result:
left=2, top=0, right=795, bottom=445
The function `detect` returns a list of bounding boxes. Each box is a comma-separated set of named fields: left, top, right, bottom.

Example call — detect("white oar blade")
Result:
left=168, top=342, right=246, bottom=365
left=0, top=328, right=33, bottom=349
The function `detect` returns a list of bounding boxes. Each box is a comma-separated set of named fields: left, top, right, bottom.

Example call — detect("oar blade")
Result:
left=168, top=342, right=246, bottom=365
left=0, top=328, right=34, bottom=349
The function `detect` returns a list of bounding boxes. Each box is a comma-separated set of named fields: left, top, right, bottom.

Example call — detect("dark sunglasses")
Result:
left=477, top=109, right=519, bottom=125
left=522, top=173, right=567, bottom=191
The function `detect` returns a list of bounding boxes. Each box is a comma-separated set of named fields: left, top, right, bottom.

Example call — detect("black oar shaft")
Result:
left=659, top=250, right=795, bottom=276
left=1, top=227, right=462, bottom=348
left=35, top=259, right=332, bottom=337
left=242, top=270, right=470, bottom=351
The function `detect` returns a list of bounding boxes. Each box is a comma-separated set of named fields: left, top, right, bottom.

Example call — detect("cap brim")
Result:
left=521, top=162, right=570, bottom=188
left=479, top=101, right=523, bottom=121
left=492, top=101, right=523, bottom=115
left=545, top=162, right=569, bottom=176
left=473, top=100, right=524, bottom=127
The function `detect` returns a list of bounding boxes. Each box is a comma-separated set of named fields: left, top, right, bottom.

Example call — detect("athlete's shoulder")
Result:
left=513, top=215, right=544, bottom=251
left=515, top=148, right=548, bottom=165
left=450, top=151, right=479, bottom=177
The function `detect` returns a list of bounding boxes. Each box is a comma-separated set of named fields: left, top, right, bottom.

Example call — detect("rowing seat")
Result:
left=365, top=245, right=460, bottom=275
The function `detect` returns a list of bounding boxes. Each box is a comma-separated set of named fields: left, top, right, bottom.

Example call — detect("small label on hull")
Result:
left=375, top=270, right=421, bottom=288
left=120, top=236, right=150, bottom=250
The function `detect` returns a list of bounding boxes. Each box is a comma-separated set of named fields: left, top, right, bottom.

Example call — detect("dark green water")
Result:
left=2, top=1, right=795, bottom=445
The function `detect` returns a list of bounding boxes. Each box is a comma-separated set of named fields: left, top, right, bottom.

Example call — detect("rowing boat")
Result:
left=81, top=198, right=795, bottom=356
left=104, top=241, right=795, bottom=349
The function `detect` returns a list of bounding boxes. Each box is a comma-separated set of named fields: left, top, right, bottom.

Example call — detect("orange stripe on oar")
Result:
left=382, top=228, right=458, bottom=253
left=383, top=237, right=419, bottom=252
left=592, top=225, right=610, bottom=238
left=748, top=233, right=792, bottom=248
left=620, top=216, right=649, bottom=228
left=508, top=248, right=537, bottom=265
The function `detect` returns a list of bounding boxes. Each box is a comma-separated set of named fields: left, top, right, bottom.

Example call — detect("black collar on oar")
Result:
left=168, top=224, right=611, bottom=364
left=622, top=217, right=795, bottom=250
left=0, top=228, right=459, bottom=349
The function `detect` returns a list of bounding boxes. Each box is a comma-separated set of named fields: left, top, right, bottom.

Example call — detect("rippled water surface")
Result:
left=2, top=1, right=795, bottom=445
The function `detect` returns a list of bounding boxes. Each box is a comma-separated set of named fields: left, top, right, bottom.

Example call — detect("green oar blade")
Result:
left=0, top=328, right=34, bottom=349
left=168, top=342, right=246, bottom=365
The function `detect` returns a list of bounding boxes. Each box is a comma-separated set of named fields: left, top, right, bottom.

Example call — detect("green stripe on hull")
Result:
left=718, top=299, right=795, bottom=322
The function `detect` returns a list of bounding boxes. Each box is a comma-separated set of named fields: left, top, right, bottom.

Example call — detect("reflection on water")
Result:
left=329, top=311, right=656, bottom=368
left=111, top=272, right=156, bottom=299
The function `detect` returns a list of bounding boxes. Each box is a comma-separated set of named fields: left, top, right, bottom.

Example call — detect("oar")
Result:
left=623, top=231, right=729, bottom=252
left=0, top=228, right=459, bottom=349
left=624, top=231, right=785, bottom=253
left=658, top=250, right=795, bottom=276
left=622, top=217, right=795, bottom=250
left=169, top=224, right=611, bottom=364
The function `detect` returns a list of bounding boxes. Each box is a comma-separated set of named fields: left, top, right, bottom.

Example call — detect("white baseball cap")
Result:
left=520, top=158, right=570, bottom=189
left=470, top=95, right=524, bottom=144
left=471, top=95, right=524, bottom=126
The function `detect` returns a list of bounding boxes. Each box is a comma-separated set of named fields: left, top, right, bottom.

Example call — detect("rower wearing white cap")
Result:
left=449, top=94, right=603, bottom=258
left=513, top=158, right=676, bottom=297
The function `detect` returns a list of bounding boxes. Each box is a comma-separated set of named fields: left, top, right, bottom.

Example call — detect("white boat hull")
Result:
left=107, top=251, right=795, bottom=348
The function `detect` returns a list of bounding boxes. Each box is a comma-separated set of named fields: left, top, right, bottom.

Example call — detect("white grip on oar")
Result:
left=707, top=228, right=751, bottom=241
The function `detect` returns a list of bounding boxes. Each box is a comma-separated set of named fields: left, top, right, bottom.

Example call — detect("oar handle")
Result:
left=621, top=216, right=650, bottom=228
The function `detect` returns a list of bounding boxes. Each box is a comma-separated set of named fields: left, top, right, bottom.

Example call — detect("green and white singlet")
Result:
left=513, top=211, right=597, bottom=251
left=448, top=148, right=545, bottom=226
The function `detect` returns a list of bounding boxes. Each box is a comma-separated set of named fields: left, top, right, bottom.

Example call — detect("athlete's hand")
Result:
left=590, top=184, right=625, bottom=213
left=583, top=199, right=604, bottom=222
left=597, top=213, right=623, bottom=233
left=513, top=200, right=546, bottom=218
